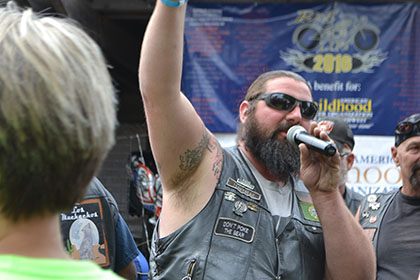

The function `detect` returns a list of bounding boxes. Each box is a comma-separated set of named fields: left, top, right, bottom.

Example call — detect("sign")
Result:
left=182, top=3, right=420, bottom=135
left=348, top=135, right=399, bottom=195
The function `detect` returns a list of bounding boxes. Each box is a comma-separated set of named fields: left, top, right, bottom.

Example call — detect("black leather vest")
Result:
left=344, top=186, right=363, bottom=215
left=60, top=177, right=117, bottom=269
left=150, top=147, right=325, bottom=279
left=357, top=189, right=399, bottom=250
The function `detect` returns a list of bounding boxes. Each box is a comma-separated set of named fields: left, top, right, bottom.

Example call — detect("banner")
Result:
left=215, top=133, right=399, bottom=194
left=182, top=2, right=420, bottom=135
left=348, top=135, right=399, bottom=195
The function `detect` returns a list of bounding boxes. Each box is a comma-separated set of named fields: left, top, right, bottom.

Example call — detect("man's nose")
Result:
left=285, top=104, right=302, bottom=124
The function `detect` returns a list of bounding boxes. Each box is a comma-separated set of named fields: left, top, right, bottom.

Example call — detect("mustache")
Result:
left=412, top=161, right=420, bottom=175
left=410, top=161, right=420, bottom=190
left=271, top=122, right=295, bottom=139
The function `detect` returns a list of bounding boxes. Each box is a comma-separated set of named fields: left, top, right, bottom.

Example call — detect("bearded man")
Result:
left=139, top=1, right=375, bottom=279
left=357, top=113, right=420, bottom=280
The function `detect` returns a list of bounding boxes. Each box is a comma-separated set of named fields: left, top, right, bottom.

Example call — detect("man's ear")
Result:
left=391, top=146, right=399, bottom=167
left=239, top=101, right=251, bottom=123
left=346, top=152, right=355, bottom=170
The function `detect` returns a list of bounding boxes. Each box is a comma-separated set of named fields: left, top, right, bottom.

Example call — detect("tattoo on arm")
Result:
left=170, top=129, right=223, bottom=204
left=208, top=137, right=223, bottom=179
left=179, top=129, right=210, bottom=172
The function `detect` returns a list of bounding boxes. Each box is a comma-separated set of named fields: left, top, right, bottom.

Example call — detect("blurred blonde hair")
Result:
left=0, top=2, right=117, bottom=221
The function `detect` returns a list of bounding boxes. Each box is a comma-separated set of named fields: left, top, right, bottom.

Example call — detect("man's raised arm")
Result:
left=139, top=1, right=222, bottom=236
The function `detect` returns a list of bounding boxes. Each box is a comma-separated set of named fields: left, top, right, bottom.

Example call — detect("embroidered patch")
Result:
left=299, top=201, right=320, bottom=222
left=236, top=178, right=255, bottom=190
left=60, top=198, right=109, bottom=267
left=214, top=217, right=255, bottom=243
left=226, top=177, right=261, bottom=201
left=224, top=191, right=236, bottom=202
left=247, top=202, right=259, bottom=212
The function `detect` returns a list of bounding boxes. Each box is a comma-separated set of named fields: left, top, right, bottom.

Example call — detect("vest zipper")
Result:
left=181, top=258, right=197, bottom=280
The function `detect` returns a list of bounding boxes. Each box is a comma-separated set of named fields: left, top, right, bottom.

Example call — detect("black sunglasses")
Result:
left=249, top=92, right=318, bottom=120
left=395, top=120, right=420, bottom=135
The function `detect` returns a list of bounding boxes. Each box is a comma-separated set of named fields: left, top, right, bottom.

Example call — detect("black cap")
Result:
left=395, top=113, right=420, bottom=147
left=318, top=117, right=355, bottom=151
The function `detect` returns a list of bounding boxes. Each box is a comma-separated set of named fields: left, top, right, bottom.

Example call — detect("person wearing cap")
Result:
left=357, top=113, right=420, bottom=280
left=318, top=117, right=362, bottom=215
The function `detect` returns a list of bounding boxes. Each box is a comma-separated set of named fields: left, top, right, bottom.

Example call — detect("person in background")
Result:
left=357, top=113, right=420, bottom=279
left=133, top=249, right=149, bottom=280
left=138, top=0, right=376, bottom=279
left=60, top=177, right=143, bottom=280
left=0, top=2, right=120, bottom=279
left=318, top=117, right=362, bottom=215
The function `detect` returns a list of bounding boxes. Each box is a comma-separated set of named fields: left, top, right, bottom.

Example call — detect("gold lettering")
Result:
left=384, top=167, right=401, bottom=185
left=327, top=99, right=336, bottom=111
left=363, top=100, right=372, bottom=112
left=295, top=9, right=314, bottom=23
left=364, top=167, right=382, bottom=185
left=345, top=103, right=353, bottom=112
left=348, top=166, right=360, bottom=183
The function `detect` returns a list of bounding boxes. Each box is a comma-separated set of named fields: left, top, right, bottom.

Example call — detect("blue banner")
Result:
left=181, top=2, right=420, bottom=135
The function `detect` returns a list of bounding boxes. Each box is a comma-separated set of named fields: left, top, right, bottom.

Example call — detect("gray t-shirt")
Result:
left=240, top=150, right=308, bottom=217
left=376, top=191, right=420, bottom=280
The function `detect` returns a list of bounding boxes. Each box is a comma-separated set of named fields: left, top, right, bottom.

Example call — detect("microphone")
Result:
left=287, top=125, right=337, bottom=157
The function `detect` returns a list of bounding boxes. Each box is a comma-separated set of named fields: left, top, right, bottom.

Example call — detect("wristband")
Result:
left=160, top=0, right=188, bottom=7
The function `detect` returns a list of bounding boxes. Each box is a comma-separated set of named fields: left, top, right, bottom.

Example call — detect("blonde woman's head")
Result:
left=0, top=2, right=117, bottom=221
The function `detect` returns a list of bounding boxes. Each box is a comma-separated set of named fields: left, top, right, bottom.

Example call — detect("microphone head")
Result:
left=287, top=125, right=307, bottom=145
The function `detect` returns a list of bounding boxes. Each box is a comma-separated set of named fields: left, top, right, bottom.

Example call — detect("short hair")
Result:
left=0, top=2, right=117, bottom=222
left=244, top=70, right=312, bottom=102
left=237, top=70, right=312, bottom=141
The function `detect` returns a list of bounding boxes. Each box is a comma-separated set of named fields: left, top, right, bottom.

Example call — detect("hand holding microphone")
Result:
left=287, top=125, right=337, bottom=157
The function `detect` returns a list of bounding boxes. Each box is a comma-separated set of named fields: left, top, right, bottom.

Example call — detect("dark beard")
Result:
left=410, top=162, right=420, bottom=191
left=243, top=114, right=300, bottom=182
